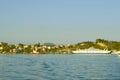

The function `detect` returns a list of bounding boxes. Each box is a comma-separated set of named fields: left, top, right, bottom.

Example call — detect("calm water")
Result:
left=0, top=54, right=120, bottom=80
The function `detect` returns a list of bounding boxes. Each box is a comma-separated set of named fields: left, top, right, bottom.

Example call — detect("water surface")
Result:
left=0, top=54, right=120, bottom=80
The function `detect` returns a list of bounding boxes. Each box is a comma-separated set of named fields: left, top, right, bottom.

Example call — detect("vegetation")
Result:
left=0, top=39, right=120, bottom=54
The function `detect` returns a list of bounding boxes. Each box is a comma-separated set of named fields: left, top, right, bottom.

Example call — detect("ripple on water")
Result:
left=0, top=54, right=120, bottom=80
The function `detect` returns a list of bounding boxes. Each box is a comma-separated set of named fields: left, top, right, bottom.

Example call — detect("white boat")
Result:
left=31, top=50, right=39, bottom=54
left=72, top=47, right=111, bottom=54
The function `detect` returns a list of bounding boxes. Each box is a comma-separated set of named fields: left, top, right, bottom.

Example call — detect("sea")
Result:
left=0, top=54, right=120, bottom=80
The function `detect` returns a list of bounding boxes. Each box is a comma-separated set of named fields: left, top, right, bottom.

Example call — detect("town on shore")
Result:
left=0, top=39, right=120, bottom=54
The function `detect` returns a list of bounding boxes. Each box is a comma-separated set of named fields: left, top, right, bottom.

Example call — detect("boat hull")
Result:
left=72, top=50, right=111, bottom=54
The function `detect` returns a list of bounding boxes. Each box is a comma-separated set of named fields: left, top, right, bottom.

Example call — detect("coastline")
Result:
left=0, top=39, right=120, bottom=54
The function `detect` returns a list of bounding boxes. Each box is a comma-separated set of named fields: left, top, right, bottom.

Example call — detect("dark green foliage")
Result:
left=75, top=41, right=94, bottom=49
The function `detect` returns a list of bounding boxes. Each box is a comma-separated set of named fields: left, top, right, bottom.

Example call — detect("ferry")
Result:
left=72, top=47, right=111, bottom=54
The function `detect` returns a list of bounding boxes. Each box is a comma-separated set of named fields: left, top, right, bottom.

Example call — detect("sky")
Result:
left=0, top=0, right=120, bottom=44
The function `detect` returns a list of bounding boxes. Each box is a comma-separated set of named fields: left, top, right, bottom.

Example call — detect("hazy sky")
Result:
left=0, top=0, right=120, bottom=44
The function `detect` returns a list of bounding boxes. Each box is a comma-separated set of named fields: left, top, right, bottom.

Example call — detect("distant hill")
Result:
left=43, top=43, right=55, bottom=46
left=74, top=39, right=120, bottom=51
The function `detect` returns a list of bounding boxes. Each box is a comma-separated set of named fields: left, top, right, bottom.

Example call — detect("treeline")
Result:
left=74, top=39, right=120, bottom=51
left=0, top=39, right=120, bottom=54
